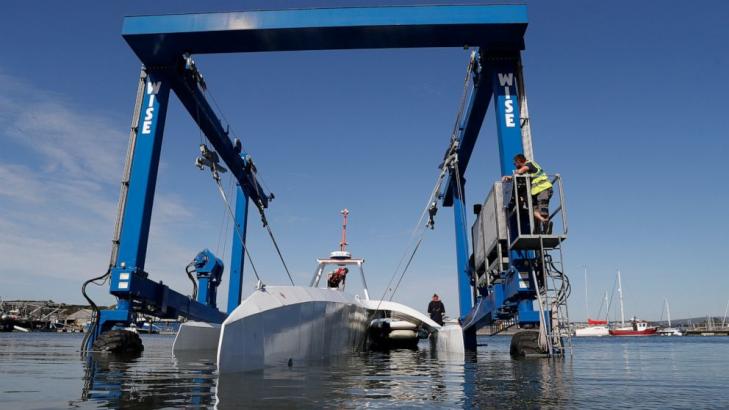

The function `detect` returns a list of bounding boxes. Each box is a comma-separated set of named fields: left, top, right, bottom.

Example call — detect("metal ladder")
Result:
left=537, top=235, right=573, bottom=357
left=505, top=176, right=573, bottom=357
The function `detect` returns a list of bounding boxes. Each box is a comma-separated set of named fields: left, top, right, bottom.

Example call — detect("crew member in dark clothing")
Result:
left=428, top=294, right=446, bottom=325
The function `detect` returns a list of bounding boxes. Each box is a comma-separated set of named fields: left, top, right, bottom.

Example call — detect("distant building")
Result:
left=65, top=309, right=93, bottom=331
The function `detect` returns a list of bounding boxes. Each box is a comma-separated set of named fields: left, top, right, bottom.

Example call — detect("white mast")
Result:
left=603, top=291, right=609, bottom=322
left=617, top=270, right=625, bottom=327
left=665, top=298, right=672, bottom=328
left=584, top=265, right=589, bottom=320
left=722, top=299, right=729, bottom=328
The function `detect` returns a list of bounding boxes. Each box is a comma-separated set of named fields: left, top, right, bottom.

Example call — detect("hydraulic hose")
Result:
left=80, top=267, right=111, bottom=353
left=185, top=262, right=198, bottom=301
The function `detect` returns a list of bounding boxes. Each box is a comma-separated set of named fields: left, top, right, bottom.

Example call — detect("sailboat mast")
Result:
left=665, top=298, right=672, bottom=328
left=584, top=266, right=589, bottom=320
left=617, top=270, right=625, bottom=326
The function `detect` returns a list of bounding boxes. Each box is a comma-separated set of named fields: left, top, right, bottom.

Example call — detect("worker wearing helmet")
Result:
left=502, top=153, right=553, bottom=234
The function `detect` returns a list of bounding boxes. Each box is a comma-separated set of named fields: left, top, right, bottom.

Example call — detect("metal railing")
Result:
left=504, top=173, right=573, bottom=356
left=505, top=173, right=568, bottom=248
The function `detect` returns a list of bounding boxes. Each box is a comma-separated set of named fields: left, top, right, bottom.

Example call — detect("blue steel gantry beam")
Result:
left=122, top=5, right=526, bottom=64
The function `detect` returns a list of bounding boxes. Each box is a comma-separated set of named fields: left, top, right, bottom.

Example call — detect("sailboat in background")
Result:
left=574, top=318, right=609, bottom=337
left=657, top=298, right=683, bottom=336
left=609, top=270, right=657, bottom=336
left=574, top=267, right=610, bottom=337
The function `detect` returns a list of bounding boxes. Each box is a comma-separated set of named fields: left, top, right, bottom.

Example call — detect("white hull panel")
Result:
left=218, top=286, right=369, bottom=374
left=432, top=323, right=465, bottom=355
left=173, top=321, right=221, bottom=352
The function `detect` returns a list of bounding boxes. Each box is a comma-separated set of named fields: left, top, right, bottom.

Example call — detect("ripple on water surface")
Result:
left=1, top=333, right=729, bottom=408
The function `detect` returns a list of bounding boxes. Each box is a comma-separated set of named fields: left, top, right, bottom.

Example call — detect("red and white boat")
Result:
left=609, top=317, right=657, bottom=336
left=574, top=319, right=610, bottom=337
left=574, top=269, right=610, bottom=337
left=608, top=271, right=657, bottom=336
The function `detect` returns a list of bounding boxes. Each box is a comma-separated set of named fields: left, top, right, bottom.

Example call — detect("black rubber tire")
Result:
left=92, top=329, right=144, bottom=354
left=510, top=330, right=544, bottom=357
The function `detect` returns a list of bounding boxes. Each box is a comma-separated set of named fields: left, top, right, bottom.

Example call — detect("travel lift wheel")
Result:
left=509, top=330, right=545, bottom=357
left=92, top=329, right=144, bottom=355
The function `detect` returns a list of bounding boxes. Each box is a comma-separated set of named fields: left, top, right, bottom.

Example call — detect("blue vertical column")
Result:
left=490, top=56, right=524, bottom=175
left=489, top=54, right=540, bottom=324
left=453, top=181, right=477, bottom=350
left=110, top=70, right=171, bottom=299
left=452, top=182, right=472, bottom=320
left=227, top=184, right=249, bottom=314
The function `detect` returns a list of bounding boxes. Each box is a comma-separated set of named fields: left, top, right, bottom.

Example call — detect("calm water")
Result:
left=1, top=333, right=729, bottom=409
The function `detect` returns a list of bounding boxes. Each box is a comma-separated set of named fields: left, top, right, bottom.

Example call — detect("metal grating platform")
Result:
left=510, top=235, right=567, bottom=250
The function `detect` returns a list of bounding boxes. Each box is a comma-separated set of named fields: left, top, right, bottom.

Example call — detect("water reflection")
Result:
left=4, top=333, right=729, bottom=408
left=461, top=348, right=573, bottom=408
left=76, top=336, right=576, bottom=408
left=78, top=340, right=218, bottom=408
left=215, top=348, right=471, bottom=408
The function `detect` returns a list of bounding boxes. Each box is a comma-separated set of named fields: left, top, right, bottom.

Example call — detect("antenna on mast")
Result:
left=330, top=209, right=351, bottom=260
left=340, top=208, right=349, bottom=252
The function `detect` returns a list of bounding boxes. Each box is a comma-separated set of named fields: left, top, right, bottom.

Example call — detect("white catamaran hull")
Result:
left=173, top=321, right=221, bottom=352
left=217, top=286, right=370, bottom=373
left=174, top=285, right=464, bottom=373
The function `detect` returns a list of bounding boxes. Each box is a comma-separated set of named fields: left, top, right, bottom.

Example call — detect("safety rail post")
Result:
left=310, top=264, right=324, bottom=288
left=513, top=182, right=522, bottom=239
left=523, top=175, right=536, bottom=235
left=556, top=174, right=568, bottom=234
left=358, top=262, right=370, bottom=300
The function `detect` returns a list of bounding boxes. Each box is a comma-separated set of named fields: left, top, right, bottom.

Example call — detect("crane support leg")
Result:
left=451, top=180, right=477, bottom=349
left=86, top=69, right=230, bottom=351
left=89, top=70, right=171, bottom=349
left=227, top=185, right=249, bottom=314
left=113, top=70, right=170, bottom=278
left=100, top=70, right=171, bottom=343
left=490, top=53, right=539, bottom=326
left=451, top=183, right=473, bottom=320
left=490, top=53, right=524, bottom=176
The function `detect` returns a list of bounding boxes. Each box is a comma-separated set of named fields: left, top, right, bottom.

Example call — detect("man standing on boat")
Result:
left=502, top=153, right=553, bottom=234
left=428, top=294, right=445, bottom=325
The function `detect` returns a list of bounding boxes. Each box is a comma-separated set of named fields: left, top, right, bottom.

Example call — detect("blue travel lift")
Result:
left=83, top=4, right=570, bottom=357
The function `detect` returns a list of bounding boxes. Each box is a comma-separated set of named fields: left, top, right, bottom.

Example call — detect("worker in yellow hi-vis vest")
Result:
left=502, top=153, right=553, bottom=234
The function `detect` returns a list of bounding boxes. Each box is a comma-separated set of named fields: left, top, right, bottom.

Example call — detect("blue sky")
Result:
left=0, top=1, right=727, bottom=322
